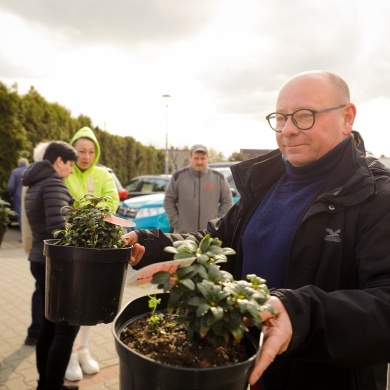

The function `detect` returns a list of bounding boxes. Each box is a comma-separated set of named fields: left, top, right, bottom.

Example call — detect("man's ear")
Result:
left=343, top=103, right=356, bottom=135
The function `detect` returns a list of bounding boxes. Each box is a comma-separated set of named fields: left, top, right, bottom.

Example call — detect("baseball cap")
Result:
left=190, top=144, right=208, bottom=154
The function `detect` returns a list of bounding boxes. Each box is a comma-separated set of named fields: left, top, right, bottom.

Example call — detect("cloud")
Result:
left=196, top=0, right=390, bottom=126
left=0, top=0, right=219, bottom=48
left=1, top=0, right=390, bottom=157
left=0, top=52, right=32, bottom=78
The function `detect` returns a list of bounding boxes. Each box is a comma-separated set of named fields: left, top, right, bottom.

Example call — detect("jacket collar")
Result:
left=231, top=131, right=378, bottom=209
left=189, top=165, right=209, bottom=178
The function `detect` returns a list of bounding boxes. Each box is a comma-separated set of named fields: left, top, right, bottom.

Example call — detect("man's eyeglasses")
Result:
left=265, top=104, right=346, bottom=132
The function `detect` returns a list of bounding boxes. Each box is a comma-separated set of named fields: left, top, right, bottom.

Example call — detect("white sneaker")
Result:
left=78, top=348, right=100, bottom=375
left=65, top=352, right=83, bottom=381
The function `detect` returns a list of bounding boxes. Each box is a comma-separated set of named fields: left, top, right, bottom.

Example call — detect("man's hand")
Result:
left=249, top=296, right=293, bottom=385
left=122, top=231, right=145, bottom=265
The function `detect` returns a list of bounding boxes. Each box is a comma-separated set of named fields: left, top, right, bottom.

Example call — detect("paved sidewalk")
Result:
left=0, top=227, right=157, bottom=390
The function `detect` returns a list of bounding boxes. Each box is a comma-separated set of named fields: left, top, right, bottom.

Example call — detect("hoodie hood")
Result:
left=22, top=160, right=57, bottom=187
left=70, top=126, right=101, bottom=174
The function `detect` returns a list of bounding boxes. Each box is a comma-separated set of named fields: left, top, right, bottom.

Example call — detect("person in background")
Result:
left=8, top=157, right=29, bottom=231
left=163, top=144, right=233, bottom=233
left=124, top=71, right=390, bottom=389
left=23, top=141, right=79, bottom=390
left=22, top=142, right=50, bottom=346
left=64, top=126, right=119, bottom=382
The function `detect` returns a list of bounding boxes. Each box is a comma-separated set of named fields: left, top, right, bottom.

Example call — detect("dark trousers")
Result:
left=30, top=262, right=79, bottom=390
left=27, top=281, right=42, bottom=338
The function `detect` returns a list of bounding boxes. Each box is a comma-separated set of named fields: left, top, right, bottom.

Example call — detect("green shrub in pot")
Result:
left=52, top=193, right=126, bottom=248
left=115, top=234, right=274, bottom=390
left=0, top=197, right=16, bottom=229
left=45, top=194, right=131, bottom=325
left=152, top=234, right=273, bottom=347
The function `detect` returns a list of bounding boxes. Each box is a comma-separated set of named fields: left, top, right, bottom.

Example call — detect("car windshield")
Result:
left=125, top=177, right=170, bottom=193
left=126, top=179, right=141, bottom=192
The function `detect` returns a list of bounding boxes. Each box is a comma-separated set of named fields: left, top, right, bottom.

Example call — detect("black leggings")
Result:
left=30, top=262, right=79, bottom=390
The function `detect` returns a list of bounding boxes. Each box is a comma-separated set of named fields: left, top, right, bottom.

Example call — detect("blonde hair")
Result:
left=33, top=142, right=50, bottom=162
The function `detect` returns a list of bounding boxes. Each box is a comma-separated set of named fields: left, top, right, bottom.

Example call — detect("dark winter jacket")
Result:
left=23, top=160, right=73, bottom=263
left=135, top=131, right=390, bottom=389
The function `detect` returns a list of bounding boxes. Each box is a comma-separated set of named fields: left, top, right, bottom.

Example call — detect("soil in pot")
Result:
left=120, top=312, right=250, bottom=368
left=114, top=294, right=260, bottom=390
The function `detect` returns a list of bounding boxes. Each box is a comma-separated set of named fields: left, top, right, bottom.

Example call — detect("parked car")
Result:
left=211, top=168, right=239, bottom=198
left=116, top=170, right=239, bottom=232
left=117, top=193, right=171, bottom=232
left=124, top=174, right=171, bottom=199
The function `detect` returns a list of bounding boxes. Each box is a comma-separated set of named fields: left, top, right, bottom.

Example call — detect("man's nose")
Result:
left=281, top=116, right=300, bottom=134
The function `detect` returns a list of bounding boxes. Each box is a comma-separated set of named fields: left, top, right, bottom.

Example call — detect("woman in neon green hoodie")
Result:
left=65, top=126, right=119, bottom=212
left=64, top=126, right=119, bottom=382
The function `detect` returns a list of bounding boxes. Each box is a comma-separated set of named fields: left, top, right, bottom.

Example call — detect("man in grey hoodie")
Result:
left=164, top=144, right=233, bottom=233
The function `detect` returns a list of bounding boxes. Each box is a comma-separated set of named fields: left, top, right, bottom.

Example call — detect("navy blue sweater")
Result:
left=242, top=137, right=351, bottom=288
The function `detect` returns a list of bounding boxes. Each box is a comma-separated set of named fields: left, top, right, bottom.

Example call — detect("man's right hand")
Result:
left=122, top=231, right=145, bottom=266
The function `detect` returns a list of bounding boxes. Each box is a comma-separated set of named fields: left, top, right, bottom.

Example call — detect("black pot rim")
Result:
left=44, top=238, right=132, bottom=252
left=113, top=294, right=261, bottom=373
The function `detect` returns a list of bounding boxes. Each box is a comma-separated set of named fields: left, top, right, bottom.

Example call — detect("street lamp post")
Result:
left=162, top=94, right=171, bottom=175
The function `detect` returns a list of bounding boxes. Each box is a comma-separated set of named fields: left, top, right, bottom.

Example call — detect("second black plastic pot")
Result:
left=44, top=239, right=131, bottom=326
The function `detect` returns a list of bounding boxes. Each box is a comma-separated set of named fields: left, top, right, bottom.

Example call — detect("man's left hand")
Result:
left=249, top=296, right=293, bottom=385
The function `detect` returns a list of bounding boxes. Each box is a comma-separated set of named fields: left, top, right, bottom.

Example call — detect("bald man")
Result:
left=124, top=71, right=390, bottom=389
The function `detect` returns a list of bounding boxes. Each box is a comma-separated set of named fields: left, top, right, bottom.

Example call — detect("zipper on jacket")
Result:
left=197, top=170, right=201, bottom=230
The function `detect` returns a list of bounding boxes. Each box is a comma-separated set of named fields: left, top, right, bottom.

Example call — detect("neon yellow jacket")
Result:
left=65, top=126, right=119, bottom=212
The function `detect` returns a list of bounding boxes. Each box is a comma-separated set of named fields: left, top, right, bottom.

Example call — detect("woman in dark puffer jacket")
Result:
left=23, top=141, right=79, bottom=390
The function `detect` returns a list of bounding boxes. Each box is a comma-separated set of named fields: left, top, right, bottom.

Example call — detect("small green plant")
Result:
left=0, top=197, right=16, bottom=229
left=147, top=294, right=165, bottom=328
left=151, top=234, right=273, bottom=347
left=53, top=194, right=126, bottom=248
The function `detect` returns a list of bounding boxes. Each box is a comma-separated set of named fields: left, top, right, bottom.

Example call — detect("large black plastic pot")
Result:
left=44, top=239, right=131, bottom=326
left=113, top=293, right=261, bottom=390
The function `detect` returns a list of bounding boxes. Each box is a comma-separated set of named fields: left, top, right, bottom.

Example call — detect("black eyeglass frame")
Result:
left=265, top=104, right=346, bottom=132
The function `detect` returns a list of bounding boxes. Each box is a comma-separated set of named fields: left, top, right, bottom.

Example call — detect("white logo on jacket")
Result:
left=324, top=228, right=341, bottom=242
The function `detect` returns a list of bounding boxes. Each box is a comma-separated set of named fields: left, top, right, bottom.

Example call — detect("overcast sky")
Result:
left=1, top=0, right=390, bottom=158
